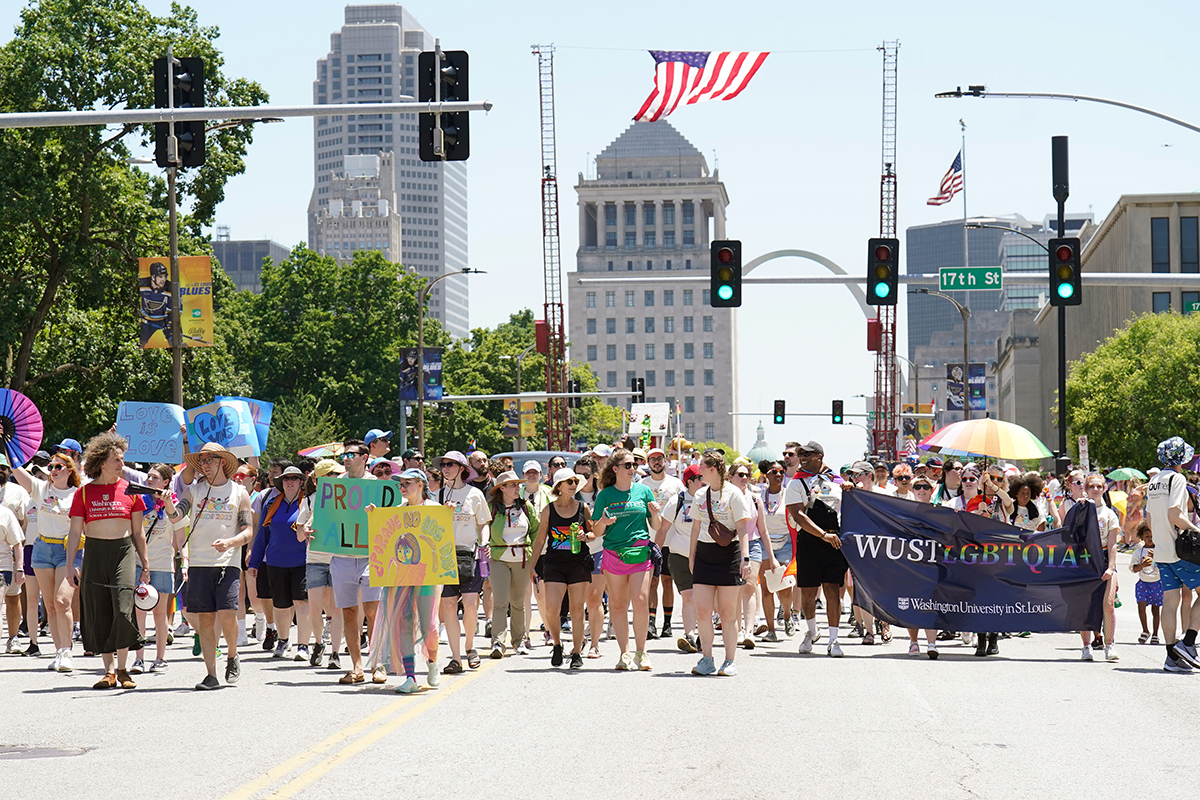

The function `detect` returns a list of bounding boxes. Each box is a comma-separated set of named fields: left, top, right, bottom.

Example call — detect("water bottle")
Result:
left=569, top=522, right=581, bottom=554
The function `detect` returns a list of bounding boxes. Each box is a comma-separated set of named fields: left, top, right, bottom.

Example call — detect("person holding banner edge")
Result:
left=785, top=444, right=845, bottom=658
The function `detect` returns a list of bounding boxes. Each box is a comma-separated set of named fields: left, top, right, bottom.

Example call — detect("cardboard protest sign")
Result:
left=367, top=505, right=457, bottom=587
left=116, top=402, right=186, bottom=462
left=186, top=399, right=259, bottom=458
left=216, top=396, right=274, bottom=454
left=308, top=477, right=404, bottom=556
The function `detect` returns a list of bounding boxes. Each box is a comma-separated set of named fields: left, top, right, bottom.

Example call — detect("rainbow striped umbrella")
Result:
left=298, top=441, right=345, bottom=458
left=918, top=418, right=1053, bottom=461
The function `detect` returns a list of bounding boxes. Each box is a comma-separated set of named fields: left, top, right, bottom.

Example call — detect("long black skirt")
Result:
left=80, top=537, right=144, bottom=655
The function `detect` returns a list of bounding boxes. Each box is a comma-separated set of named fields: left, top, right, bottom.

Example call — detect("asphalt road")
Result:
left=3, top=552, right=1196, bottom=800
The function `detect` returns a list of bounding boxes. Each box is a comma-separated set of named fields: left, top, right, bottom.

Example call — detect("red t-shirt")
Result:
left=69, top=480, right=146, bottom=523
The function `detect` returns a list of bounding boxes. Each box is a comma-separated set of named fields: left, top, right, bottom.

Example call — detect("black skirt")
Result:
left=80, top=537, right=144, bottom=655
left=692, top=540, right=743, bottom=587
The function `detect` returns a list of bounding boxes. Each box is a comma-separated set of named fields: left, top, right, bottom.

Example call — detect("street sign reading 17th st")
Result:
left=939, top=266, right=1002, bottom=291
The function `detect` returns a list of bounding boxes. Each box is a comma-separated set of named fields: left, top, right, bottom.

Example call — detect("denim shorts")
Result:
left=772, top=538, right=793, bottom=566
left=748, top=538, right=764, bottom=563
left=31, top=538, right=68, bottom=570
left=306, top=562, right=333, bottom=589
left=147, top=569, right=175, bottom=595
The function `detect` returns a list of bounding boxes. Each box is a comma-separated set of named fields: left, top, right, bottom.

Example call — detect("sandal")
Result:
left=442, top=659, right=464, bottom=675
left=466, top=649, right=481, bottom=669
left=371, top=666, right=388, bottom=684
left=1138, top=631, right=1150, bottom=644
left=338, top=670, right=365, bottom=685
left=1150, top=635, right=1160, bottom=645
left=862, top=632, right=875, bottom=645
left=587, top=645, right=602, bottom=659
left=878, top=622, right=892, bottom=643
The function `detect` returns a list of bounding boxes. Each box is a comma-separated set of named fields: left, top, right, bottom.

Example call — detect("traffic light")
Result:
left=773, top=400, right=785, bottom=425
left=153, top=56, right=205, bottom=168
left=866, top=238, right=899, bottom=305
left=1048, top=237, right=1082, bottom=306
left=567, top=378, right=582, bottom=409
left=710, top=240, right=742, bottom=308
left=631, top=376, right=645, bottom=404
left=831, top=399, right=844, bottom=425
left=418, top=50, right=469, bottom=161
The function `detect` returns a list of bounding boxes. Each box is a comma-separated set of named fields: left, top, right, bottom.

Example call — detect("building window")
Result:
left=587, top=345, right=597, bottom=361
left=644, top=290, right=655, bottom=307
left=703, top=343, right=714, bottom=359
left=704, top=396, right=714, bottom=413
left=704, top=370, right=714, bottom=386
left=664, top=290, right=674, bottom=306
left=645, top=370, right=656, bottom=387
left=586, top=318, right=596, bottom=334
left=624, top=205, right=635, bottom=226
left=705, top=423, right=715, bottom=440
left=663, top=204, right=675, bottom=225
left=702, top=289, right=711, bottom=305
left=684, top=343, right=694, bottom=360
left=1183, top=290, right=1200, bottom=314
left=1153, top=292, right=1171, bottom=313
left=605, top=291, right=616, bottom=308
left=1152, top=217, right=1170, bottom=273
left=1183, top=217, right=1199, bottom=273
left=625, top=232, right=636, bottom=249
left=683, top=290, right=693, bottom=306
left=664, top=317, right=674, bottom=333
left=685, top=423, right=696, bottom=439
left=683, top=316, right=694, bottom=333
left=605, top=232, right=617, bottom=248
left=585, top=291, right=596, bottom=308
left=605, top=204, right=616, bottom=226
left=626, top=370, right=636, bottom=388
left=683, top=229, right=694, bottom=247
left=644, top=205, right=655, bottom=226
left=643, top=232, right=656, bottom=249
left=607, top=260, right=614, bottom=271
left=666, top=260, right=672, bottom=270
left=663, top=231, right=675, bottom=248
left=683, top=202, right=694, bottom=225
left=626, top=344, right=636, bottom=360
left=626, top=317, right=635, bottom=334
left=607, top=371, right=617, bottom=388
left=703, top=316, right=714, bottom=332
left=645, top=344, right=655, bottom=360
left=645, top=318, right=655, bottom=334
left=684, top=369, right=695, bottom=386
left=625, top=291, right=635, bottom=307
left=606, top=318, right=616, bottom=334
left=606, top=345, right=617, bottom=361
left=627, top=261, right=634, bottom=271
left=685, top=396, right=695, bottom=413
left=665, top=370, right=675, bottom=386
left=664, top=343, right=675, bottom=360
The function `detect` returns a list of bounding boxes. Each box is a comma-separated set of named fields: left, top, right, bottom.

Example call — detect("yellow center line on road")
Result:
left=221, top=660, right=498, bottom=800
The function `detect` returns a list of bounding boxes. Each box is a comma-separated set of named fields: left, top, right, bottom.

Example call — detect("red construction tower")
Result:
left=872, top=41, right=900, bottom=460
left=532, top=44, right=570, bottom=450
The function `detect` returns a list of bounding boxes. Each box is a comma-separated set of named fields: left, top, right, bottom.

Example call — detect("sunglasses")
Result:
left=341, top=452, right=365, bottom=461
left=576, top=472, right=592, bottom=479
left=767, top=469, right=784, bottom=475
left=281, top=476, right=303, bottom=482
left=1070, top=480, right=1084, bottom=486
left=198, top=456, right=219, bottom=466
left=948, top=466, right=962, bottom=472
left=913, top=484, right=933, bottom=491
left=733, top=472, right=750, bottom=478
left=440, top=461, right=460, bottom=469
left=895, top=476, right=911, bottom=482
left=1087, top=484, right=1105, bottom=491
left=559, top=478, right=579, bottom=486
left=618, top=462, right=636, bottom=470
left=962, top=477, right=978, bottom=484
left=399, top=480, right=419, bottom=490
left=49, top=464, right=67, bottom=473
left=408, top=456, right=425, bottom=462
left=373, top=468, right=392, bottom=475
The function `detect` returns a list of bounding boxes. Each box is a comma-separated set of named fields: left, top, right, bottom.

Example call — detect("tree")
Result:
left=0, top=0, right=267, bottom=397
left=1065, top=311, right=1200, bottom=468
left=262, top=393, right=345, bottom=463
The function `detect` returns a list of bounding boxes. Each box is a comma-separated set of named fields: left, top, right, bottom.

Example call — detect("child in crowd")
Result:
left=1130, top=521, right=1161, bottom=645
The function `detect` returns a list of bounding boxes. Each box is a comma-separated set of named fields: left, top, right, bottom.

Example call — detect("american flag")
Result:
left=927, top=151, right=964, bottom=206
left=634, top=50, right=768, bottom=122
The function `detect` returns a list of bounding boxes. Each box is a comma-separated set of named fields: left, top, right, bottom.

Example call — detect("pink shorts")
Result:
left=601, top=548, right=654, bottom=576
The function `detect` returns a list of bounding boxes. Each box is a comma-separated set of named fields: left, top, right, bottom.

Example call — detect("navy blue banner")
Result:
left=840, top=491, right=1105, bottom=633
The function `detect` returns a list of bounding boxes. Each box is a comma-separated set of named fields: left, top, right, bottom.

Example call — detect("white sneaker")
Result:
left=57, top=650, right=74, bottom=672
left=1081, top=646, right=1094, bottom=662
left=237, top=630, right=249, bottom=648
left=273, top=639, right=289, bottom=659
left=1104, top=645, right=1119, bottom=662
left=960, top=632, right=973, bottom=647
left=827, top=641, right=844, bottom=658
left=295, top=644, right=310, bottom=662
left=323, top=618, right=331, bottom=645
left=798, top=631, right=815, bottom=654
left=254, top=613, right=267, bottom=641
left=426, top=658, right=440, bottom=688
left=5, top=637, right=17, bottom=654
left=174, top=622, right=191, bottom=636
left=47, top=650, right=62, bottom=671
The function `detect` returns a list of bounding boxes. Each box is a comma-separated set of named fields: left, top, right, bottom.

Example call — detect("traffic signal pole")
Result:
left=1052, top=136, right=1069, bottom=470
left=166, top=45, right=183, bottom=407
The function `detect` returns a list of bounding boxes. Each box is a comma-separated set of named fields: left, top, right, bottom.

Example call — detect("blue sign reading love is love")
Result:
left=186, top=399, right=259, bottom=457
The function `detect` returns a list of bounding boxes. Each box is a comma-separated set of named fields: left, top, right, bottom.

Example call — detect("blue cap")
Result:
left=398, top=468, right=428, bottom=482
left=364, top=429, right=392, bottom=445
left=51, top=438, right=82, bottom=455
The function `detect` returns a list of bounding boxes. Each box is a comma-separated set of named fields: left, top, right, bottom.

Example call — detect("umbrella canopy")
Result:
left=0, top=389, right=43, bottom=467
left=918, top=418, right=1053, bottom=461
left=1108, top=490, right=1129, bottom=516
left=1106, top=467, right=1147, bottom=482
left=298, top=441, right=345, bottom=458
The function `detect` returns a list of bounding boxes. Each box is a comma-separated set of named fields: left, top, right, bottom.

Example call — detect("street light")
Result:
left=911, top=287, right=971, bottom=420
left=499, top=342, right=536, bottom=451
left=964, top=221, right=1050, bottom=253
left=417, top=267, right=483, bottom=453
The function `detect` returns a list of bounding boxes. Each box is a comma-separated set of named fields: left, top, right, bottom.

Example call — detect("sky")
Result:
left=4, top=1, right=1199, bottom=466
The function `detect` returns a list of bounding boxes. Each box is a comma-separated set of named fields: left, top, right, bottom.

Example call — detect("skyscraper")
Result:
left=307, top=4, right=469, bottom=338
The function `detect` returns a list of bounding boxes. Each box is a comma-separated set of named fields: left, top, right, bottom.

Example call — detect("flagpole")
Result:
left=959, top=120, right=970, bottom=421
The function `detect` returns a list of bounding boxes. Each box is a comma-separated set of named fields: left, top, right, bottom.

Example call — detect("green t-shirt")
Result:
left=591, top=483, right=655, bottom=551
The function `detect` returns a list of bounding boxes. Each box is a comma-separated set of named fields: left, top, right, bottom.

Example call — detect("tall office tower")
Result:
left=307, top=4, right=469, bottom=339
left=566, top=121, right=737, bottom=447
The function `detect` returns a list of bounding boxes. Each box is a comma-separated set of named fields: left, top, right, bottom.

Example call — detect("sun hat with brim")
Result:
left=591, top=444, right=612, bottom=457
left=489, top=470, right=522, bottom=498
left=184, top=442, right=239, bottom=478
left=552, top=467, right=583, bottom=488
left=1158, top=436, right=1194, bottom=468
left=313, top=459, right=345, bottom=478
left=273, top=466, right=306, bottom=492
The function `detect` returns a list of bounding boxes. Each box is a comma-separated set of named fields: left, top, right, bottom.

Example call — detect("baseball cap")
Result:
left=590, top=444, right=612, bottom=457
left=313, top=459, right=345, bottom=478
left=51, top=438, right=82, bottom=455
left=797, top=441, right=824, bottom=455
left=682, top=464, right=703, bottom=484
left=401, top=448, right=423, bottom=460
left=522, top=459, right=542, bottom=474
left=364, top=429, right=392, bottom=445
left=926, top=456, right=944, bottom=468
left=648, top=447, right=666, bottom=458
left=850, top=460, right=874, bottom=475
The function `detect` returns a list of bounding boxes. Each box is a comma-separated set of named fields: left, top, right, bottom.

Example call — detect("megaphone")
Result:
left=134, top=583, right=160, bottom=611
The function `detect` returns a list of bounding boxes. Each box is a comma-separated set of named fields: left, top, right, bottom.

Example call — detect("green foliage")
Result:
left=1066, top=311, right=1200, bottom=468
left=262, top=393, right=344, bottom=463
left=695, top=441, right=742, bottom=465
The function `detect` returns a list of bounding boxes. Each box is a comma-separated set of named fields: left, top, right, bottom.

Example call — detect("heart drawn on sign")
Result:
left=193, top=406, right=239, bottom=447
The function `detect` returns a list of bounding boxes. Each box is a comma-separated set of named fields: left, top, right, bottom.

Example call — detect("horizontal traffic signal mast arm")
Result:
left=0, top=100, right=493, bottom=129
left=576, top=273, right=1200, bottom=286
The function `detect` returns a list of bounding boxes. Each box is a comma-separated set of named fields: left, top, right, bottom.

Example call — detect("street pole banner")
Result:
left=502, top=398, right=520, bottom=438
left=138, top=256, right=213, bottom=348
left=116, top=401, right=185, bottom=462
left=186, top=399, right=259, bottom=458
left=840, top=491, right=1104, bottom=633
left=398, top=347, right=444, bottom=401
left=309, top=477, right=404, bottom=556
left=367, top=505, right=457, bottom=587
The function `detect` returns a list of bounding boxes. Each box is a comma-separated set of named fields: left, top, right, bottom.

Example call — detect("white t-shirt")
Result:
left=1133, top=544, right=1161, bottom=582
left=1096, top=503, right=1121, bottom=551
left=179, top=479, right=248, bottom=568
left=784, top=473, right=843, bottom=519
left=0, top=482, right=30, bottom=531
left=640, top=473, right=685, bottom=510
left=659, top=490, right=694, bottom=554
left=1147, top=469, right=1188, bottom=565
left=762, top=489, right=790, bottom=548
left=495, top=505, right=530, bottom=563
left=28, top=477, right=75, bottom=542
left=693, top=483, right=752, bottom=545
left=0, top=504, right=23, bottom=572
left=441, top=484, right=490, bottom=548
left=142, top=500, right=186, bottom=572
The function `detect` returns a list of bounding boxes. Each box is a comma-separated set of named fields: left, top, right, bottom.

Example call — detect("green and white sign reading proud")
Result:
left=939, top=267, right=1002, bottom=291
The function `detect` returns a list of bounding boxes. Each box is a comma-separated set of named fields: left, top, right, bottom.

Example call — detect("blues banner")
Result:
left=841, top=491, right=1105, bottom=632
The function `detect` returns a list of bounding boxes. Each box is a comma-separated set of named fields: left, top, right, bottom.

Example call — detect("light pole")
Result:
left=499, top=342, right=536, bottom=451
left=911, top=288, right=971, bottom=420
left=417, top=268, right=482, bottom=454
